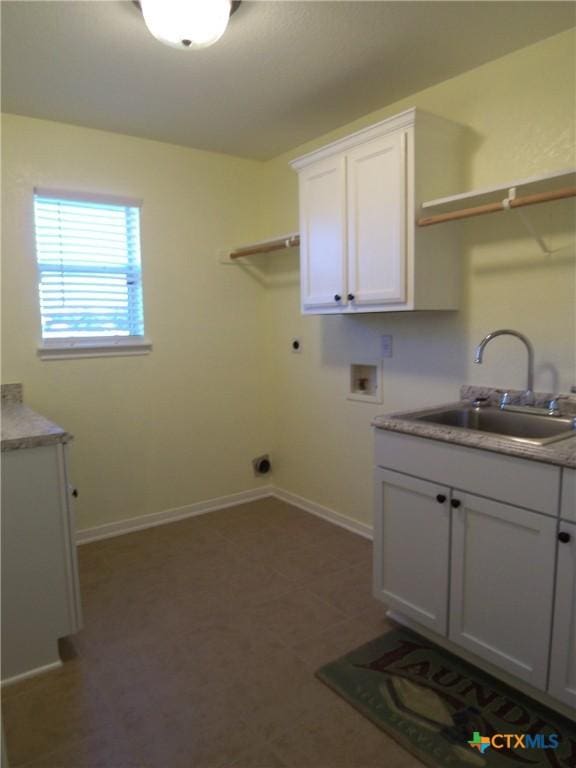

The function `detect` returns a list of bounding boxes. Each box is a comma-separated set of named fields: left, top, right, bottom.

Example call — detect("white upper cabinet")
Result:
left=291, top=109, right=463, bottom=315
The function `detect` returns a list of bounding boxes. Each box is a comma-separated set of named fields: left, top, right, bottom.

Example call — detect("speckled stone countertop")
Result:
left=373, top=386, right=576, bottom=470
left=1, top=384, right=72, bottom=452
left=1, top=383, right=23, bottom=404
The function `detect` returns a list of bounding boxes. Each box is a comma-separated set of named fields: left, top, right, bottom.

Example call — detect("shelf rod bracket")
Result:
left=502, top=187, right=552, bottom=256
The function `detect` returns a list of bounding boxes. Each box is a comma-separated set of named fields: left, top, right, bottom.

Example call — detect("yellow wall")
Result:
left=259, top=28, right=576, bottom=526
left=2, top=29, right=575, bottom=533
left=1, top=116, right=274, bottom=530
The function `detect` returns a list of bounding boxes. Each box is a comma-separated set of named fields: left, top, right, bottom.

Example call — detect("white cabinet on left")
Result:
left=1, top=443, right=82, bottom=681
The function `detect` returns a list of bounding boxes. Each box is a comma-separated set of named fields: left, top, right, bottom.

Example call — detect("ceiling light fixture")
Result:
left=138, top=0, right=241, bottom=50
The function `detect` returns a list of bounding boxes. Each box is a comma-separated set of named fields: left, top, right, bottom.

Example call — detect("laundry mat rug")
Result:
left=316, top=627, right=575, bottom=768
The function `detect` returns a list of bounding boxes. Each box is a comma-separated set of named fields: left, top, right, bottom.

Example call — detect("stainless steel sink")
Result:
left=406, top=405, right=576, bottom=446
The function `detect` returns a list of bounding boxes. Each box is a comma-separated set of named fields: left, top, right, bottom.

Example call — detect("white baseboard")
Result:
left=272, top=487, right=373, bottom=540
left=76, top=484, right=373, bottom=544
left=1, top=659, right=62, bottom=688
left=76, top=485, right=275, bottom=544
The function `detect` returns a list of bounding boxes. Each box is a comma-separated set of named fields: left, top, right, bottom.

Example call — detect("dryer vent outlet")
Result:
left=252, top=454, right=272, bottom=476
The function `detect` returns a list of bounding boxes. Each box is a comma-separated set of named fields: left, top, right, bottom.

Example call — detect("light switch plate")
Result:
left=381, top=335, right=393, bottom=358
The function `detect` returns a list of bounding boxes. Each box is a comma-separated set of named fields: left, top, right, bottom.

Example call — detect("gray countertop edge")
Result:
left=1, top=432, right=73, bottom=452
left=372, top=402, right=576, bottom=470
left=1, top=401, right=72, bottom=452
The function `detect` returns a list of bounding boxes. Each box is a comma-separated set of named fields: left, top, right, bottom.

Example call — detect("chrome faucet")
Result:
left=473, top=329, right=535, bottom=405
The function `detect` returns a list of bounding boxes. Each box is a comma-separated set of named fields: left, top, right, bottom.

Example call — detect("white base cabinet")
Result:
left=292, top=108, right=463, bottom=315
left=373, top=428, right=575, bottom=715
left=1, top=443, right=82, bottom=681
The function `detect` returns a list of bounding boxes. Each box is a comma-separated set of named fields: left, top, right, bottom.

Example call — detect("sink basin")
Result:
left=406, top=405, right=576, bottom=446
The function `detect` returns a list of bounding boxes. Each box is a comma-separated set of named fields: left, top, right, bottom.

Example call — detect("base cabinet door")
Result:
left=374, top=468, right=450, bottom=634
left=548, top=522, right=576, bottom=708
left=449, top=493, right=556, bottom=689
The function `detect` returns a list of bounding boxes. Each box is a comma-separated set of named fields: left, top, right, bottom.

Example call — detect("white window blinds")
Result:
left=33, top=191, right=145, bottom=341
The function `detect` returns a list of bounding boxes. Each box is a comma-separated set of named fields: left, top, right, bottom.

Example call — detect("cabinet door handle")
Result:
left=558, top=531, right=572, bottom=543
left=436, top=494, right=446, bottom=504
left=451, top=498, right=461, bottom=508
left=347, top=293, right=355, bottom=301
left=72, top=488, right=79, bottom=498
left=334, top=294, right=342, bottom=302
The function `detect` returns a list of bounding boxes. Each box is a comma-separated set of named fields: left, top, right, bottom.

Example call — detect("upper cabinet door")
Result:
left=299, top=155, right=347, bottom=312
left=347, top=131, right=407, bottom=307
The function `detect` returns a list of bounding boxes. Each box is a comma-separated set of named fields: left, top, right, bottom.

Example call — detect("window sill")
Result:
left=37, top=338, right=152, bottom=360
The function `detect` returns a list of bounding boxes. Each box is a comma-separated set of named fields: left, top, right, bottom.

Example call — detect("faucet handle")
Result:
left=499, top=391, right=511, bottom=409
left=547, top=395, right=568, bottom=415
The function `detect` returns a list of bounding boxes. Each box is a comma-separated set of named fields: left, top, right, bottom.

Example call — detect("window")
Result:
left=33, top=188, right=150, bottom=358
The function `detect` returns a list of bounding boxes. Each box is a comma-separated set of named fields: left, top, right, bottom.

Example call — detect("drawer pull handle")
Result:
left=436, top=494, right=446, bottom=504
left=451, top=498, right=461, bottom=508
left=334, top=294, right=342, bottom=302
left=558, top=531, right=572, bottom=544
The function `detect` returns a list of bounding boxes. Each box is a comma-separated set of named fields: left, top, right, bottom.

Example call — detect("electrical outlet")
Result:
left=381, top=335, right=393, bottom=358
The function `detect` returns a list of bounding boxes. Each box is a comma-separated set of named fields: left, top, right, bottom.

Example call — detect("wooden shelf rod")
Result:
left=417, top=186, right=576, bottom=228
left=229, top=234, right=300, bottom=260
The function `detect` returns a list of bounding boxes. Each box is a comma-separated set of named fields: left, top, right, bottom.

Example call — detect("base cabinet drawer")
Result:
left=374, top=429, right=560, bottom=515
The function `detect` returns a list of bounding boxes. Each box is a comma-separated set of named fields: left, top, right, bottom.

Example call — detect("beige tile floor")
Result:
left=2, top=498, right=423, bottom=768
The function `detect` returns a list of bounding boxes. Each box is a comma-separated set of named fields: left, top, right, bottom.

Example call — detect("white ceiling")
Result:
left=2, top=1, right=575, bottom=160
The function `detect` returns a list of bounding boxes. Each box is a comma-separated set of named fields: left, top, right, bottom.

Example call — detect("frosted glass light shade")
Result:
left=141, top=0, right=232, bottom=50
